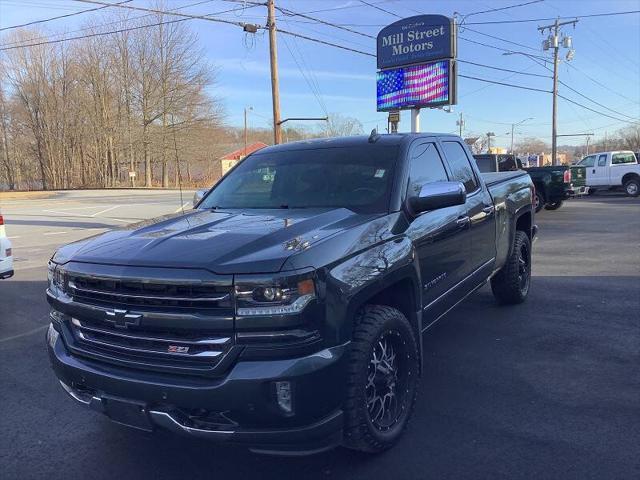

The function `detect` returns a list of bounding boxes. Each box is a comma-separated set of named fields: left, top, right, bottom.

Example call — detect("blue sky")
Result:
left=1, top=0, right=639, bottom=148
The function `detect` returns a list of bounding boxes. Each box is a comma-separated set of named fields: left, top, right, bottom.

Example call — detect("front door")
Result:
left=404, top=140, right=472, bottom=325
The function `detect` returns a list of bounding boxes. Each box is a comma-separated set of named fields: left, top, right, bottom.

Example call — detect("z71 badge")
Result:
left=167, top=345, right=190, bottom=354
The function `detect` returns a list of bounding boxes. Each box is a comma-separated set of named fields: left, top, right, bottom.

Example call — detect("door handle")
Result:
left=592, top=169, right=595, bottom=174
left=482, top=206, right=495, bottom=215
left=456, top=216, right=470, bottom=227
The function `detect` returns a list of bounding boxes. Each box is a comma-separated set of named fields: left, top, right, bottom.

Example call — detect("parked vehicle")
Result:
left=0, top=210, right=14, bottom=279
left=575, top=150, right=640, bottom=197
left=473, top=154, right=588, bottom=212
left=47, top=133, right=536, bottom=455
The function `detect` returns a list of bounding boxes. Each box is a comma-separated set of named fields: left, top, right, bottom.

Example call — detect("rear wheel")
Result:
left=343, top=305, right=419, bottom=453
left=534, top=191, right=545, bottom=213
left=491, top=231, right=531, bottom=305
left=544, top=200, right=563, bottom=210
left=623, top=178, right=639, bottom=197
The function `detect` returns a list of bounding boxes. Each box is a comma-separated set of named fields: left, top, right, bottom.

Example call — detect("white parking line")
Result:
left=0, top=324, right=49, bottom=344
left=174, top=202, right=190, bottom=213
left=91, top=205, right=120, bottom=217
left=44, top=231, right=68, bottom=236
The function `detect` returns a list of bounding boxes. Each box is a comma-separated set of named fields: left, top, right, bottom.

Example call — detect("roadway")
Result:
left=0, top=190, right=638, bottom=479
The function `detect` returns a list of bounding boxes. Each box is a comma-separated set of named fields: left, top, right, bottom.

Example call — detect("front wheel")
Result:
left=544, top=200, right=563, bottom=210
left=491, top=231, right=531, bottom=305
left=624, top=178, right=639, bottom=197
left=343, top=305, right=420, bottom=453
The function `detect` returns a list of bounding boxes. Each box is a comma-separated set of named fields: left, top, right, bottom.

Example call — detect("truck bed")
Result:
left=481, top=170, right=529, bottom=187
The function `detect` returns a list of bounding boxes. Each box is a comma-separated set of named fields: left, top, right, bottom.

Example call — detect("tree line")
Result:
left=0, top=8, right=223, bottom=191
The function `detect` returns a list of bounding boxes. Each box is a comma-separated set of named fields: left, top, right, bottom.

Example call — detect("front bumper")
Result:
left=568, top=185, right=589, bottom=196
left=48, top=324, right=348, bottom=455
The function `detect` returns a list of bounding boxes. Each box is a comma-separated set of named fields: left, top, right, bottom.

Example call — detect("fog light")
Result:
left=50, top=308, right=65, bottom=323
left=47, top=323, right=59, bottom=348
left=275, top=381, right=293, bottom=414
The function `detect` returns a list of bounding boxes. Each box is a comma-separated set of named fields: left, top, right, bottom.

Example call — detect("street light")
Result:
left=244, top=106, right=253, bottom=156
left=509, top=117, right=534, bottom=154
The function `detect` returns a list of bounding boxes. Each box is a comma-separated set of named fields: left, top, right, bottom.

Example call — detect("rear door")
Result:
left=404, top=140, right=471, bottom=315
left=591, top=153, right=610, bottom=186
left=440, top=139, right=496, bottom=279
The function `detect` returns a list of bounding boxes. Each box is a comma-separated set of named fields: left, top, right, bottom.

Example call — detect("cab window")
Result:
left=598, top=154, right=607, bottom=166
left=407, top=142, right=449, bottom=197
left=441, top=141, right=479, bottom=193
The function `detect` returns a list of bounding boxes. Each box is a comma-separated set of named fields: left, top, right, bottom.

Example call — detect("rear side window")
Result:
left=407, top=142, right=449, bottom=197
left=612, top=152, right=636, bottom=165
left=598, top=154, right=607, bottom=166
left=441, top=141, right=478, bottom=193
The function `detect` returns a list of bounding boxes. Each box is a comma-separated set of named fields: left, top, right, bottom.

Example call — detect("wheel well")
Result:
left=622, top=172, right=639, bottom=184
left=516, top=211, right=532, bottom=240
left=364, top=279, right=418, bottom=337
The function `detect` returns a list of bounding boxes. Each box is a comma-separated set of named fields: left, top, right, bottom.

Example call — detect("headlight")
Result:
left=235, top=276, right=316, bottom=316
left=47, top=261, right=66, bottom=297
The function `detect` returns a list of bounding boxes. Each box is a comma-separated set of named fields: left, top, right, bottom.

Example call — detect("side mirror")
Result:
left=192, top=188, right=208, bottom=207
left=410, top=181, right=466, bottom=214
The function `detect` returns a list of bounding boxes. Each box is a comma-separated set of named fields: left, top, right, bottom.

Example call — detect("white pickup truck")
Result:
left=0, top=209, right=13, bottom=279
left=575, top=151, right=640, bottom=197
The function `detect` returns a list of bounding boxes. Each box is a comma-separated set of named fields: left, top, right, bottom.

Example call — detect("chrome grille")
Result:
left=67, top=274, right=232, bottom=312
left=62, top=272, right=234, bottom=375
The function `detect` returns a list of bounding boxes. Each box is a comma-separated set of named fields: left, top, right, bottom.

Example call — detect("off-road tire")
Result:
left=544, top=200, right=563, bottom=210
left=534, top=191, right=545, bottom=213
left=343, top=305, right=419, bottom=453
left=491, top=231, right=531, bottom=305
left=623, top=178, right=639, bottom=197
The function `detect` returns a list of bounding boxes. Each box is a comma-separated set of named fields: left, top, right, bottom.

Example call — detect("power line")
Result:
left=459, top=36, right=550, bottom=61
left=459, top=26, right=539, bottom=52
left=522, top=55, right=639, bottom=121
left=0, top=0, right=224, bottom=48
left=459, top=74, right=551, bottom=94
left=276, top=5, right=375, bottom=39
left=277, top=28, right=375, bottom=57
left=358, top=0, right=402, bottom=18
left=72, top=0, right=250, bottom=27
left=0, top=4, right=257, bottom=51
left=458, top=59, right=551, bottom=78
left=459, top=1, right=544, bottom=20
left=0, top=0, right=132, bottom=31
left=558, top=94, right=638, bottom=124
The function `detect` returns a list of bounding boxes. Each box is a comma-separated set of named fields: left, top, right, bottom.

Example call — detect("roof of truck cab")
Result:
left=252, top=133, right=462, bottom=154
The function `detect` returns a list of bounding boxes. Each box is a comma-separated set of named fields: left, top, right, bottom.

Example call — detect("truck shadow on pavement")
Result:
left=1, top=275, right=638, bottom=480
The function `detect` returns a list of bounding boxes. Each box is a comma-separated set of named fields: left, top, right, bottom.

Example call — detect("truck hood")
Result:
left=53, top=208, right=373, bottom=274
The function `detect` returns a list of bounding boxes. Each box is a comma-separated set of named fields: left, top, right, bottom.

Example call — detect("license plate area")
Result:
left=102, top=395, right=153, bottom=432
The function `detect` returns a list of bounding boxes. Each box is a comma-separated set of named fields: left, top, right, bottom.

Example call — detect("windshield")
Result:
left=199, top=145, right=399, bottom=213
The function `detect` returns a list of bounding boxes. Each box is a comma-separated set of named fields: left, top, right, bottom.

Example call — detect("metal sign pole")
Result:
left=411, top=108, right=420, bottom=133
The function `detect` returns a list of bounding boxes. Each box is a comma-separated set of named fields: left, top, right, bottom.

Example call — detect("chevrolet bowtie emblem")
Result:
left=105, top=309, right=142, bottom=329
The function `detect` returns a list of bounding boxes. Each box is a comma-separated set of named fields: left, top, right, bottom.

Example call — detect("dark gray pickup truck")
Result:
left=47, top=133, right=536, bottom=455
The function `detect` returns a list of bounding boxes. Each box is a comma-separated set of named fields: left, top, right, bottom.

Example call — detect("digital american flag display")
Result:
left=376, top=60, right=451, bottom=111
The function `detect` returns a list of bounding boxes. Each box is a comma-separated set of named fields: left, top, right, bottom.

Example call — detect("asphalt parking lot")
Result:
left=1, top=191, right=638, bottom=480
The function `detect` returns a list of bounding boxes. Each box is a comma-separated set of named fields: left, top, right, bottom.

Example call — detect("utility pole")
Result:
left=508, top=117, right=533, bottom=154
left=457, top=112, right=464, bottom=137
left=267, top=0, right=282, bottom=145
left=243, top=106, right=252, bottom=155
left=539, top=18, right=578, bottom=165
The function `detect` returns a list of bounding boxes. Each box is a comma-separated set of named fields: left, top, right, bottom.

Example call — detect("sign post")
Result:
left=376, top=15, right=457, bottom=132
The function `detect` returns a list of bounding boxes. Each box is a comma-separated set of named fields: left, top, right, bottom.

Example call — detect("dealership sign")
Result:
left=376, top=15, right=456, bottom=70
